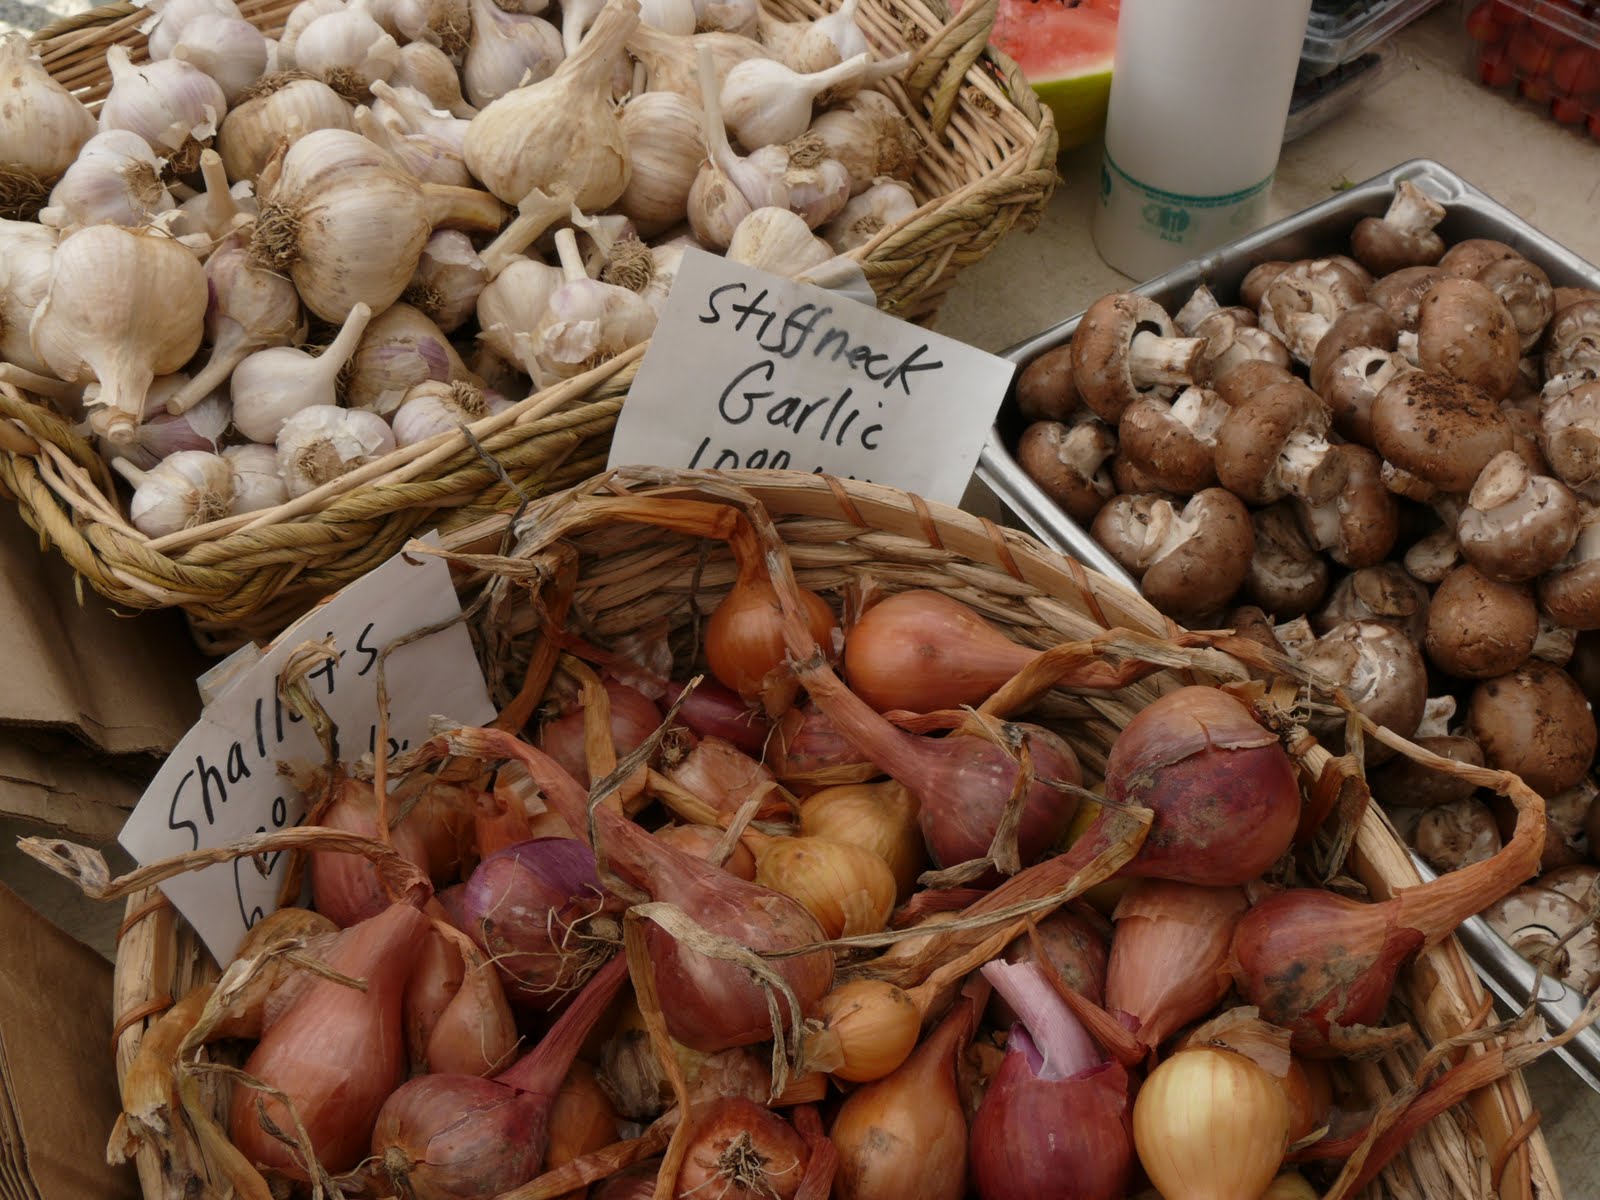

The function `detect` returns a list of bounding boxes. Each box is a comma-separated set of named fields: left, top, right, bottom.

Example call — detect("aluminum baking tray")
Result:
left=976, top=157, right=1600, bottom=1092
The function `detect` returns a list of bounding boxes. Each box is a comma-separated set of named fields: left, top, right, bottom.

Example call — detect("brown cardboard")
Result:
left=0, top=739, right=144, bottom=843
left=0, top=882, right=138, bottom=1200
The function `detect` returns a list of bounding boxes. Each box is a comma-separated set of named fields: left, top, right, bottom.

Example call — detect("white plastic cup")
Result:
left=1091, top=0, right=1313, bottom=279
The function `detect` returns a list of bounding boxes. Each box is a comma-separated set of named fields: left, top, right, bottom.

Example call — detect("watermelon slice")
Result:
left=987, top=0, right=1118, bottom=153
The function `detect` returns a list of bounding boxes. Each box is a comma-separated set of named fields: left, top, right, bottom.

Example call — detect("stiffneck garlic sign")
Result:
left=606, top=248, right=1014, bottom=505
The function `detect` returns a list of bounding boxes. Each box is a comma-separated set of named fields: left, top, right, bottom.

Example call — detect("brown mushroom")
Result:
left=1015, top=344, right=1079, bottom=422
left=1193, top=310, right=1291, bottom=387
left=1070, top=293, right=1205, bottom=424
left=1257, top=258, right=1368, bottom=365
left=1172, top=284, right=1254, bottom=335
left=1116, top=386, right=1229, bottom=495
left=1214, top=379, right=1346, bottom=506
left=1016, top=417, right=1118, bottom=524
left=1349, top=180, right=1447, bottom=276
left=1288, top=618, right=1429, bottom=758
left=1211, top=359, right=1298, bottom=408
left=1314, top=562, right=1431, bottom=643
left=1541, top=863, right=1600, bottom=906
left=1414, top=277, right=1521, bottom=400
left=1437, top=237, right=1522, bottom=280
left=1367, top=265, right=1450, bottom=332
left=1540, top=504, right=1600, bottom=629
left=1320, top=347, right=1411, bottom=446
left=1293, top=444, right=1397, bottom=568
left=1482, top=886, right=1600, bottom=994
left=1476, top=257, right=1556, bottom=352
left=1467, top=660, right=1598, bottom=796
left=1519, top=778, right=1595, bottom=870
left=1533, top=616, right=1577, bottom=666
left=1370, top=371, right=1514, bottom=494
left=1243, top=503, right=1329, bottom=619
left=1412, top=797, right=1501, bottom=874
left=1544, top=299, right=1600, bottom=379
left=1381, top=461, right=1442, bottom=504
left=1503, top=404, right=1552, bottom=477
left=1110, top=452, right=1176, bottom=497
left=1089, top=488, right=1253, bottom=623
left=1239, top=261, right=1291, bottom=310
left=1404, top=524, right=1462, bottom=585
left=1325, top=254, right=1376, bottom=291
left=1554, top=287, right=1600, bottom=315
left=1424, top=563, right=1538, bottom=679
left=1455, top=450, right=1583, bottom=581
left=1540, top=379, right=1600, bottom=499
left=1570, top=631, right=1600, bottom=702
left=1369, top=726, right=1485, bottom=810
left=1309, top=302, right=1400, bottom=397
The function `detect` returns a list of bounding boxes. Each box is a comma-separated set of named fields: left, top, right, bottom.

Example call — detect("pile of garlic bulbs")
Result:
left=0, top=0, right=919, bottom=539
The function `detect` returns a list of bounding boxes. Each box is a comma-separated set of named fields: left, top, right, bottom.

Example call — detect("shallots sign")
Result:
left=119, top=537, right=494, bottom=962
left=606, top=248, right=1015, bottom=505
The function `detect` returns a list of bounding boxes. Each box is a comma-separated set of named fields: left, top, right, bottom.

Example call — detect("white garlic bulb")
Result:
left=231, top=301, right=372, bottom=443
left=809, top=97, right=919, bottom=195
left=639, top=235, right=690, bottom=316
left=822, top=178, right=916, bottom=251
left=343, top=302, right=478, bottom=413
left=216, top=74, right=354, bottom=184
left=719, top=53, right=870, bottom=150
left=276, top=0, right=348, bottom=67
left=462, top=0, right=564, bottom=109
left=143, top=0, right=242, bottom=60
left=168, top=148, right=257, bottom=245
left=405, top=230, right=488, bottom=332
left=533, top=227, right=657, bottom=379
left=392, top=379, right=508, bottom=446
left=276, top=405, right=397, bottom=498
left=782, top=137, right=850, bottom=227
left=224, top=443, right=287, bottom=513
left=120, top=449, right=235, bottom=537
left=293, top=8, right=402, bottom=102
left=726, top=206, right=833, bottom=276
left=37, top=129, right=174, bottom=232
left=0, top=34, right=97, bottom=213
left=354, top=104, right=472, bottom=188
left=98, top=45, right=228, bottom=176
left=691, top=0, right=757, bottom=37
left=93, top=377, right=231, bottom=468
left=617, top=91, right=700, bottom=234
left=687, top=44, right=788, bottom=249
left=390, top=40, right=476, bottom=117
left=477, top=259, right=564, bottom=378
left=370, top=82, right=471, bottom=154
left=623, top=25, right=767, bottom=106
left=170, top=14, right=269, bottom=104
left=637, top=0, right=695, bottom=35
left=0, top=220, right=58, bottom=377
left=758, top=0, right=867, bottom=73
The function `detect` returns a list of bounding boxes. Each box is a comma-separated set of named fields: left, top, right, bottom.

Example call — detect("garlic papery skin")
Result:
left=30, top=224, right=207, bottom=443
left=119, top=449, right=236, bottom=536
left=809, top=93, right=918, bottom=194
left=276, top=0, right=344, bottom=66
left=224, top=442, right=287, bottom=513
left=476, top=258, right=565, bottom=377
left=464, top=0, right=638, bottom=207
left=216, top=74, right=354, bottom=184
left=726, top=206, right=833, bottom=276
left=98, top=46, right=227, bottom=176
left=293, top=8, right=402, bottom=102
left=719, top=52, right=870, bottom=150
left=168, top=148, right=257, bottom=245
left=821, top=177, right=914, bottom=251
left=143, top=0, right=242, bottom=61
left=95, top=378, right=231, bottom=468
left=371, top=0, right=474, bottom=61
left=781, top=136, right=850, bottom=227
left=623, top=25, right=766, bottom=106
left=249, top=127, right=504, bottom=321
left=392, top=378, right=508, bottom=445
left=276, top=404, right=396, bottom=498
left=533, top=226, right=658, bottom=379
left=165, top=234, right=306, bottom=414
left=170, top=13, right=269, bottom=104
left=461, top=0, right=564, bottom=109
left=231, top=301, right=372, bottom=443
left=691, top=0, right=757, bottom=38
left=370, top=82, right=472, bottom=154
left=0, top=35, right=97, bottom=220
left=561, top=0, right=605, bottom=56
left=390, top=41, right=476, bottom=117
left=0, top=220, right=58, bottom=377
left=617, top=91, right=700, bottom=234
left=404, top=230, right=488, bottom=333
left=36, top=129, right=173, bottom=232
left=639, top=235, right=690, bottom=316
left=344, top=301, right=477, bottom=413
left=354, top=104, right=472, bottom=188
left=638, top=0, right=695, bottom=35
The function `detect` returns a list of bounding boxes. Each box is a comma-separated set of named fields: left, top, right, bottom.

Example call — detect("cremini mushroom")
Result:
left=1368, top=265, right=1450, bottom=333
left=1540, top=503, right=1600, bottom=629
left=1319, top=346, right=1411, bottom=446
left=1438, top=237, right=1522, bottom=279
left=1287, top=618, right=1429, bottom=758
left=1089, top=488, right=1254, bottom=623
left=1172, top=283, right=1254, bottom=335
left=1116, top=385, right=1229, bottom=495
left=1016, top=415, right=1118, bottom=524
left=1482, top=886, right=1600, bottom=995
left=1541, top=863, right=1600, bottom=906
left=1109, top=452, right=1171, bottom=497
left=1314, top=562, right=1431, bottom=643
left=1213, top=378, right=1346, bottom=505
left=1554, top=287, right=1600, bottom=315
left=1371, top=371, right=1513, bottom=494
left=1404, top=523, right=1462, bottom=585
left=1193, top=308, right=1291, bottom=388
left=1411, top=797, right=1501, bottom=874
left=1070, top=293, right=1205, bottom=424
left=1532, top=778, right=1595, bottom=870
left=1455, top=449, right=1582, bottom=581
left=1309, top=302, right=1400, bottom=397
left=1243, top=502, right=1329, bottom=618
left=1415, top=277, right=1521, bottom=400
left=1015, top=343, right=1079, bottom=422
left=1424, top=563, right=1538, bottom=679
left=1539, top=378, right=1600, bottom=499
left=1212, top=359, right=1297, bottom=408
left=1533, top=616, right=1578, bottom=666
left=1256, top=258, right=1368, bottom=365
left=1239, top=260, right=1291, bottom=310
left=1349, top=180, right=1446, bottom=276
left=1293, top=444, right=1397, bottom=568
left=1467, top=659, right=1598, bottom=797
left=1477, top=256, right=1556, bottom=353
left=1368, top=698, right=1485, bottom=810
left=1544, top=299, right=1600, bottom=379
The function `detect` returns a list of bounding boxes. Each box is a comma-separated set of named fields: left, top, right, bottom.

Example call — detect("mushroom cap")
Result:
left=1415, top=277, right=1521, bottom=400
left=1482, top=885, right=1600, bottom=994
left=1321, top=346, right=1410, bottom=447
left=1016, top=418, right=1116, bottom=524
left=1244, top=502, right=1328, bottom=619
left=1553, top=287, right=1600, bottom=315
left=1295, top=444, right=1397, bottom=569
left=1368, top=733, right=1485, bottom=809
left=1411, top=797, right=1501, bottom=874
left=1370, top=371, right=1513, bottom=493
left=1070, top=292, right=1183, bottom=423
left=1138, top=487, right=1254, bottom=623
left=1257, top=258, right=1368, bottom=365
left=1531, top=779, right=1597, bottom=870
left=1309, top=302, right=1400, bottom=397
left=1116, top=388, right=1222, bottom=496
left=1467, top=659, right=1598, bottom=796
left=1194, top=312, right=1289, bottom=387
left=1423, top=563, right=1538, bottom=679
left=1212, top=358, right=1297, bottom=407
left=1368, top=265, right=1450, bottom=331
left=1438, top=237, right=1522, bottom=280
left=1314, top=562, right=1430, bottom=643
left=1213, top=379, right=1336, bottom=504
left=1544, top=299, right=1600, bottom=380
left=1539, top=380, right=1600, bottom=497
left=1239, top=260, right=1291, bottom=311
left=1350, top=184, right=1447, bottom=276
left=1541, top=563, right=1600, bottom=631
left=1296, top=618, right=1429, bottom=752
left=1477, top=256, right=1555, bottom=353
left=1090, top=492, right=1174, bottom=577
left=1015, top=343, right=1079, bottom=422
left=1456, top=450, right=1582, bottom=581
left=1110, top=452, right=1173, bottom=497
left=1542, top=862, right=1600, bottom=905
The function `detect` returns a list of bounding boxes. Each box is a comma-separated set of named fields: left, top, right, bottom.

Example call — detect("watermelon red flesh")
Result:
left=986, top=0, right=1118, bottom=153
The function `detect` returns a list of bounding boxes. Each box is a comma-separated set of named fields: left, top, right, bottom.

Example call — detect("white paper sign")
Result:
left=119, top=538, right=495, bottom=962
left=606, top=248, right=1017, bottom=506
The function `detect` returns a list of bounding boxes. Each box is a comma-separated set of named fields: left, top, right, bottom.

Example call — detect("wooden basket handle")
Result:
left=31, top=1, right=141, bottom=44
left=904, top=0, right=999, bottom=138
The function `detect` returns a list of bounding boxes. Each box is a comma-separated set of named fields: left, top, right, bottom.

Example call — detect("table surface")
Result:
left=4, top=0, right=1599, bottom=1191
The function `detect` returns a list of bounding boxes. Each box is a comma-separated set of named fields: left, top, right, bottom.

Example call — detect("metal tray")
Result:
left=976, top=157, right=1600, bottom=1092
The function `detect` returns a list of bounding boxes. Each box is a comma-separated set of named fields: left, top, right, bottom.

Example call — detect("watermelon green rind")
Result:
left=988, top=4, right=1117, bottom=154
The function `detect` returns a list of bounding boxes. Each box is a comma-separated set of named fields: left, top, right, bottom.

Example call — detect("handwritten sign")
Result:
left=606, top=248, right=1016, bottom=506
left=119, top=538, right=494, bottom=962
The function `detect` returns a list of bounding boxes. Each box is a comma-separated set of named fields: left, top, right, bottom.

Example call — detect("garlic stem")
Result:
left=0, top=363, right=81, bottom=403
left=552, top=227, right=590, bottom=285
left=419, top=182, right=508, bottom=232
left=111, top=457, right=149, bottom=487
left=698, top=42, right=740, bottom=179
left=477, top=186, right=573, bottom=276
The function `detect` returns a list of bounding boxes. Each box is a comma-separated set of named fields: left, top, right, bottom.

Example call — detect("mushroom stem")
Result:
left=1058, top=421, right=1117, bottom=479
left=1383, top=180, right=1446, bottom=238
left=1276, top=430, right=1345, bottom=505
left=1127, top=330, right=1204, bottom=389
left=1173, top=285, right=1221, bottom=336
left=1466, top=446, right=1530, bottom=511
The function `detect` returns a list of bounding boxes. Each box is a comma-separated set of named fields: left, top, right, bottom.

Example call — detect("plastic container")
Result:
left=1301, top=0, right=1443, bottom=77
left=1284, top=39, right=1399, bottom=141
left=1465, top=0, right=1600, bottom=138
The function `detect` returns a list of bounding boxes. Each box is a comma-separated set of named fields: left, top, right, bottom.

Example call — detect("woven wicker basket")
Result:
left=9, top=0, right=1057, bottom=648
left=86, top=468, right=1562, bottom=1200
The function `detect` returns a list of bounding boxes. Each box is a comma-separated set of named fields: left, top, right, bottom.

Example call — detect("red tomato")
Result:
left=1521, top=74, right=1557, bottom=102
left=1507, top=22, right=1561, bottom=75
left=1479, top=42, right=1519, bottom=87
left=1466, top=0, right=1507, bottom=40
left=1551, top=94, right=1590, bottom=122
left=1551, top=44, right=1600, bottom=94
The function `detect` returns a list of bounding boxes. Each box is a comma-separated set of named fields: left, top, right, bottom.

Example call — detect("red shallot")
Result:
left=674, top=1096, right=809, bottom=1200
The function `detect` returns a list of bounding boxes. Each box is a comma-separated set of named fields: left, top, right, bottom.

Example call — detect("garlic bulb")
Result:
left=276, top=0, right=344, bottom=66
left=822, top=178, right=915, bottom=251
left=231, top=301, right=372, bottom=443
left=249, top=127, right=503, bottom=321
left=639, top=0, right=695, bottom=34
left=165, top=234, right=305, bottom=414
left=30, top=224, right=207, bottom=441
left=719, top=53, right=870, bottom=150
left=477, top=259, right=564, bottom=377
left=404, top=230, right=488, bottom=332
left=94, top=377, right=230, bottom=468
left=617, top=92, right=700, bottom=233
left=168, top=148, right=257, bottom=245
left=462, top=0, right=564, bottom=108
left=343, top=302, right=477, bottom=413
left=37, top=129, right=174, bottom=231
left=809, top=93, right=918, bottom=194
left=293, top=7, right=402, bottom=102
left=692, top=0, right=757, bottom=37
left=353, top=105, right=471, bottom=188
left=369, top=81, right=470, bottom=154
left=0, top=220, right=58, bottom=377
left=0, top=35, right=97, bottom=219
left=726, top=206, right=833, bottom=276
left=392, top=379, right=508, bottom=445
left=224, top=442, right=287, bottom=513
left=534, top=227, right=657, bottom=378
left=390, top=40, right=476, bottom=117
left=276, top=405, right=396, bottom=498
left=624, top=25, right=767, bottom=106
left=464, top=0, right=637, bottom=208
left=371, top=0, right=473, bottom=61
left=170, top=13, right=269, bottom=104
left=143, top=0, right=241, bottom=61
left=216, top=74, right=353, bottom=184
left=687, top=43, right=787, bottom=248
left=120, top=449, right=236, bottom=536
left=639, top=235, right=690, bottom=315
left=758, top=0, right=867, bottom=73
left=782, top=135, right=850, bottom=227
left=561, top=0, right=605, bottom=55
left=98, top=45, right=227, bottom=176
